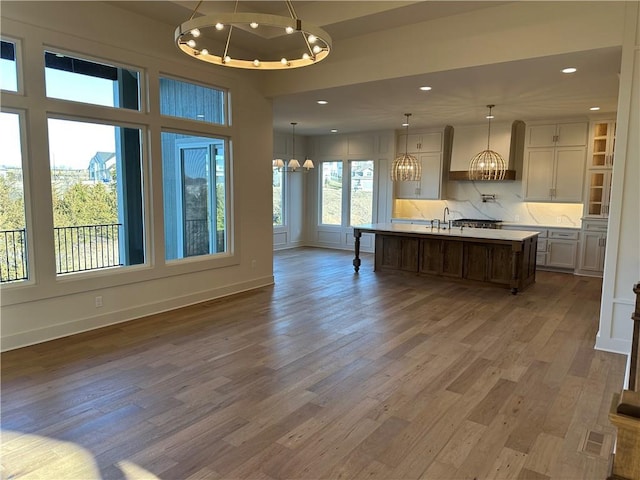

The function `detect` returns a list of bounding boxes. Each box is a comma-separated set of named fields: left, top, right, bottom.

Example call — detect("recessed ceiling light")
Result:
left=330, top=129, right=338, bottom=133
left=590, top=106, right=601, bottom=111
left=562, top=67, right=577, bottom=74
left=419, top=86, right=432, bottom=91
left=317, top=100, right=328, bottom=105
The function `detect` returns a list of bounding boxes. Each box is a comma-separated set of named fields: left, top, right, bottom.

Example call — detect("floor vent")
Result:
left=580, top=429, right=611, bottom=458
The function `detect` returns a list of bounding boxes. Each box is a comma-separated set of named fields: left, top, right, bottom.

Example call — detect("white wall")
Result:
left=596, top=2, right=640, bottom=360
left=0, top=2, right=275, bottom=350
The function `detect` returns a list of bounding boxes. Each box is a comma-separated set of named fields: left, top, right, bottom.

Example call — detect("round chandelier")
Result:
left=175, top=0, right=332, bottom=70
left=391, top=114, right=422, bottom=182
left=468, top=105, right=507, bottom=180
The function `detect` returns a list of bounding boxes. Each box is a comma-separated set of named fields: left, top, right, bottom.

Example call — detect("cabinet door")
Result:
left=579, top=232, right=605, bottom=272
left=527, top=124, right=557, bottom=147
left=524, top=149, right=554, bottom=200
left=377, top=235, right=419, bottom=272
left=419, top=132, right=443, bottom=152
left=546, top=240, right=577, bottom=269
left=394, top=152, right=442, bottom=199
left=556, top=122, right=588, bottom=146
left=553, top=147, right=585, bottom=202
left=397, top=133, right=423, bottom=153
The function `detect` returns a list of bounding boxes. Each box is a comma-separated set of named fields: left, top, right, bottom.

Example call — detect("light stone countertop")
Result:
left=354, top=223, right=540, bottom=242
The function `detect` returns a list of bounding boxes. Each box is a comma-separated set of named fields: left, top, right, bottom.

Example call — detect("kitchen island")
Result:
left=353, top=223, right=539, bottom=294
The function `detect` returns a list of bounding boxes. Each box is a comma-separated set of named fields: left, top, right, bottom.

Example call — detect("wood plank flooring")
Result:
left=0, top=247, right=628, bottom=479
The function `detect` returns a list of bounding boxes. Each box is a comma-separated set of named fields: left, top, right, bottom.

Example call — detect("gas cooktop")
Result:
left=450, top=219, right=503, bottom=229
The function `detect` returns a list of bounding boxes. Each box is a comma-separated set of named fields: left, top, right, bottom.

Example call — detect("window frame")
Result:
left=1, top=36, right=23, bottom=95
left=42, top=45, right=145, bottom=113
left=158, top=74, right=228, bottom=127
left=45, top=113, right=149, bottom=279
left=0, top=107, right=34, bottom=286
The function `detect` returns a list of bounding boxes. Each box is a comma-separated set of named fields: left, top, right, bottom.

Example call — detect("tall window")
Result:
left=349, top=160, right=374, bottom=226
left=162, top=132, right=228, bottom=260
left=48, top=119, right=144, bottom=274
left=160, top=76, right=229, bottom=261
left=0, top=111, right=28, bottom=282
left=1, top=39, right=18, bottom=92
left=273, top=168, right=284, bottom=226
left=320, top=161, right=343, bottom=225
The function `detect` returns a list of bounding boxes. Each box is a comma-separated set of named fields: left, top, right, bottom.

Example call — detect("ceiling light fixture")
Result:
left=590, top=106, right=601, bottom=111
left=175, top=0, right=332, bottom=70
left=317, top=100, right=328, bottom=105
left=273, top=122, right=314, bottom=172
left=562, top=67, right=577, bottom=74
left=468, top=105, right=507, bottom=181
left=419, top=86, right=432, bottom=91
left=391, top=113, right=422, bottom=182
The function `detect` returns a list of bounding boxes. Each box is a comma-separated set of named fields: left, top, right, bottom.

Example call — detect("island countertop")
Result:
left=351, top=223, right=539, bottom=294
left=353, top=223, right=540, bottom=242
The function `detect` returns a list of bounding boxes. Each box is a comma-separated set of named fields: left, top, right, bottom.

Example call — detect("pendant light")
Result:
left=391, top=113, right=422, bottom=182
left=273, top=122, right=314, bottom=172
left=468, top=105, right=507, bottom=180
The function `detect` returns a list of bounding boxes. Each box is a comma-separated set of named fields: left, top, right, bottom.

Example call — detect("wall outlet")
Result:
left=95, top=295, right=103, bottom=308
left=514, top=215, right=520, bottom=222
left=556, top=216, right=562, bottom=224
left=251, top=259, right=256, bottom=268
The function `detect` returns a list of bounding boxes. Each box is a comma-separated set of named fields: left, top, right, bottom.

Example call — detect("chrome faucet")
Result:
left=443, top=206, right=450, bottom=223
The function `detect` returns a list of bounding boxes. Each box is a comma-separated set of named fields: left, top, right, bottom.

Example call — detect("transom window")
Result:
left=45, top=50, right=140, bottom=110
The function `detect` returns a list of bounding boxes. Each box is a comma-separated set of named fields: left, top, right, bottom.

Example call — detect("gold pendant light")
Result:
left=391, top=113, right=422, bottom=182
left=468, top=105, right=507, bottom=180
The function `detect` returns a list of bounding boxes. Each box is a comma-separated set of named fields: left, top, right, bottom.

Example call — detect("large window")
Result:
left=45, top=50, right=140, bottom=110
left=1, top=40, right=18, bottom=92
left=349, top=160, right=374, bottom=226
left=0, top=111, right=28, bottom=282
left=48, top=118, right=145, bottom=274
left=320, top=161, right=343, bottom=225
left=162, top=132, right=228, bottom=260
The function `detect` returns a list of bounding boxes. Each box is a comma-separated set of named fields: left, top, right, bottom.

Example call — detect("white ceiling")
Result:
left=111, top=1, right=622, bottom=135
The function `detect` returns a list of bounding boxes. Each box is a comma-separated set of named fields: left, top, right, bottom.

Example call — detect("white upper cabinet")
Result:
left=523, top=121, right=587, bottom=202
left=397, top=131, right=443, bottom=153
left=526, top=122, right=588, bottom=147
left=394, top=126, right=453, bottom=200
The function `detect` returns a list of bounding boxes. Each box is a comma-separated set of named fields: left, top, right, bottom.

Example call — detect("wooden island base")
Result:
left=353, top=224, right=538, bottom=294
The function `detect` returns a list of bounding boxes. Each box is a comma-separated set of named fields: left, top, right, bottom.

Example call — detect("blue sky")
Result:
left=1, top=58, right=117, bottom=170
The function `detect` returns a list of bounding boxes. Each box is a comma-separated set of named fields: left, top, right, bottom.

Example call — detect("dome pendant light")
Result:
left=468, top=105, right=507, bottom=180
left=391, top=113, right=422, bottom=182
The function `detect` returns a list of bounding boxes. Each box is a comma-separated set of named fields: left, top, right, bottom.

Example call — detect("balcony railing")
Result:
left=54, top=224, right=123, bottom=274
left=1, top=223, right=123, bottom=283
left=1, top=229, right=27, bottom=283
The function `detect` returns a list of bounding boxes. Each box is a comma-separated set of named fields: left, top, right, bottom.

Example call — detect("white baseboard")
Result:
left=1, top=276, right=274, bottom=352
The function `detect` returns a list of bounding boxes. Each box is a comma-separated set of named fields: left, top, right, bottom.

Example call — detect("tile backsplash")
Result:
left=393, top=181, right=584, bottom=227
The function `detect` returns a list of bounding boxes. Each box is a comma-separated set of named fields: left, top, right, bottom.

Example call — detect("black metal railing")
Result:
left=54, top=224, right=123, bottom=274
left=1, top=228, right=28, bottom=283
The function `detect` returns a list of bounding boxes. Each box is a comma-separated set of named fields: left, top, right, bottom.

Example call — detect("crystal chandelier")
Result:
left=391, top=113, right=422, bottom=182
left=468, top=105, right=507, bottom=180
left=175, top=0, right=332, bottom=70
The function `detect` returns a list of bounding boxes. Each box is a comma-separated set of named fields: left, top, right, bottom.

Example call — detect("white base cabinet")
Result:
left=502, top=225, right=579, bottom=271
left=577, top=218, right=607, bottom=276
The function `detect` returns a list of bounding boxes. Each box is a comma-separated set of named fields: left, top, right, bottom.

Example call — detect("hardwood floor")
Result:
left=1, top=247, right=628, bottom=479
